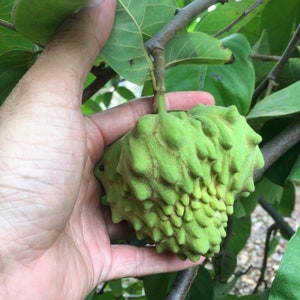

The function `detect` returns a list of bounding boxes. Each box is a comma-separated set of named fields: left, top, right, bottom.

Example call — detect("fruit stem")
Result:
left=151, top=47, right=167, bottom=113
left=154, top=92, right=167, bottom=113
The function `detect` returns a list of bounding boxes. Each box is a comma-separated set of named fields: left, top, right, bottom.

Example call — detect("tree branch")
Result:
left=166, top=266, right=199, bottom=300
left=254, top=119, right=300, bottom=182
left=82, top=65, right=117, bottom=103
left=0, top=19, right=16, bottom=31
left=253, top=23, right=300, bottom=101
left=145, top=0, right=227, bottom=53
left=213, top=0, right=263, bottom=37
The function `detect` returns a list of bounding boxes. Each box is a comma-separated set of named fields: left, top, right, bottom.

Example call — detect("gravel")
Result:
left=232, top=188, right=300, bottom=296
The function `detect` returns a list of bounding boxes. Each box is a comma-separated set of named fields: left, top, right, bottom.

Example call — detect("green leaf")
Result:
left=82, top=91, right=115, bottom=114
left=12, top=0, right=88, bottom=45
left=289, top=58, right=300, bottom=83
left=124, top=280, right=144, bottom=297
left=238, top=191, right=259, bottom=216
left=108, top=279, right=123, bottom=298
left=165, top=64, right=202, bottom=92
left=144, top=273, right=176, bottom=300
left=213, top=251, right=237, bottom=283
left=91, top=291, right=121, bottom=300
left=257, top=117, right=300, bottom=186
left=277, top=181, right=295, bottom=217
left=0, top=0, right=15, bottom=23
left=268, top=236, right=279, bottom=258
left=199, top=33, right=255, bottom=115
left=165, top=31, right=233, bottom=68
left=278, top=58, right=300, bottom=90
left=0, top=50, right=36, bottom=105
left=265, top=141, right=300, bottom=187
left=242, top=0, right=299, bottom=50
left=195, top=0, right=269, bottom=38
left=288, top=154, right=300, bottom=183
left=251, top=31, right=276, bottom=84
left=85, top=289, right=96, bottom=300
left=214, top=278, right=238, bottom=300
left=186, top=266, right=214, bottom=300
left=247, top=81, right=300, bottom=120
left=0, top=0, right=34, bottom=55
left=251, top=177, right=284, bottom=207
left=166, top=33, right=255, bottom=115
left=101, top=0, right=150, bottom=85
left=225, top=294, right=267, bottom=300
left=269, top=228, right=300, bottom=300
left=100, top=92, right=114, bottom=108
left=255, top=0, right=300, bottom=55
left=233, top=199, right=247, bottom=218
left=115, top=86, right=136, bottom=101
left=101, top=0, right=176, bottom=85
left=142, top=0, right=178, bottom=40
left=245, top=176, right=295, bottom=219
left=228, top=215, right=251, bottom=256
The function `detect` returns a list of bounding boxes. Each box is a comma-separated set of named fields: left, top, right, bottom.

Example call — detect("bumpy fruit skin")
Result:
left=95, top=104, right=264, bottom=262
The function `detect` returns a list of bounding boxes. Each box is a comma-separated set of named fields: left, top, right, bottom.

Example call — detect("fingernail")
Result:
left=86, top=0, right=104, bottom=7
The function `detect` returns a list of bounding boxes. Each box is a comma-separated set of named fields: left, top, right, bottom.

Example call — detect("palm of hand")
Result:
left=0, top=78, right=112, bottom=297
left=0, top=1, right=212, bottom=298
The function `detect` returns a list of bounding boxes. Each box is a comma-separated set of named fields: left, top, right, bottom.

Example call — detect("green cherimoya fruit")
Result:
left=95, top=104, right=264, bottom=262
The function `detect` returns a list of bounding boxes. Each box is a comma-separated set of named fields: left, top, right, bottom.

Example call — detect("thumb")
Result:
left=25, top=0, right=116, bottom=102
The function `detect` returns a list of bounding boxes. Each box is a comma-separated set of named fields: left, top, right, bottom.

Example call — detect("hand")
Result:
left=0, top=1, right=214, bottom=299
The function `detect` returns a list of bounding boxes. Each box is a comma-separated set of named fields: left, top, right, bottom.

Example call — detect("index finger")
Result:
left=104, top=244, right=204, bottom=281
left=88, top=91, right=215, bottom=148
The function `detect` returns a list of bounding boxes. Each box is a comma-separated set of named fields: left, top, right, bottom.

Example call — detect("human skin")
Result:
left=0, top=0, right=214, bottom=299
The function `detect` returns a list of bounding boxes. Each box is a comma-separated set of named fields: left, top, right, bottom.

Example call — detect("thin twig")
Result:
left=253, top=224, right=278, bottom=294
left=254, top=119, right=300, bottom=182
left=251, top=53, right=281, bottom=62
left=145, top=0, right=226, bottom=53
left=0, top=19, right=16, bottom=31
left=82, top=65, right=116, bottom=103
left=213, top=0, right=263, bottom=37
left=253, top=23, right=300, bottom=101
left=234, top=265, right=252, bottom=278
left=265, top=79, right=277, bottom=97
left=258, top=197, right=295, bottom=239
